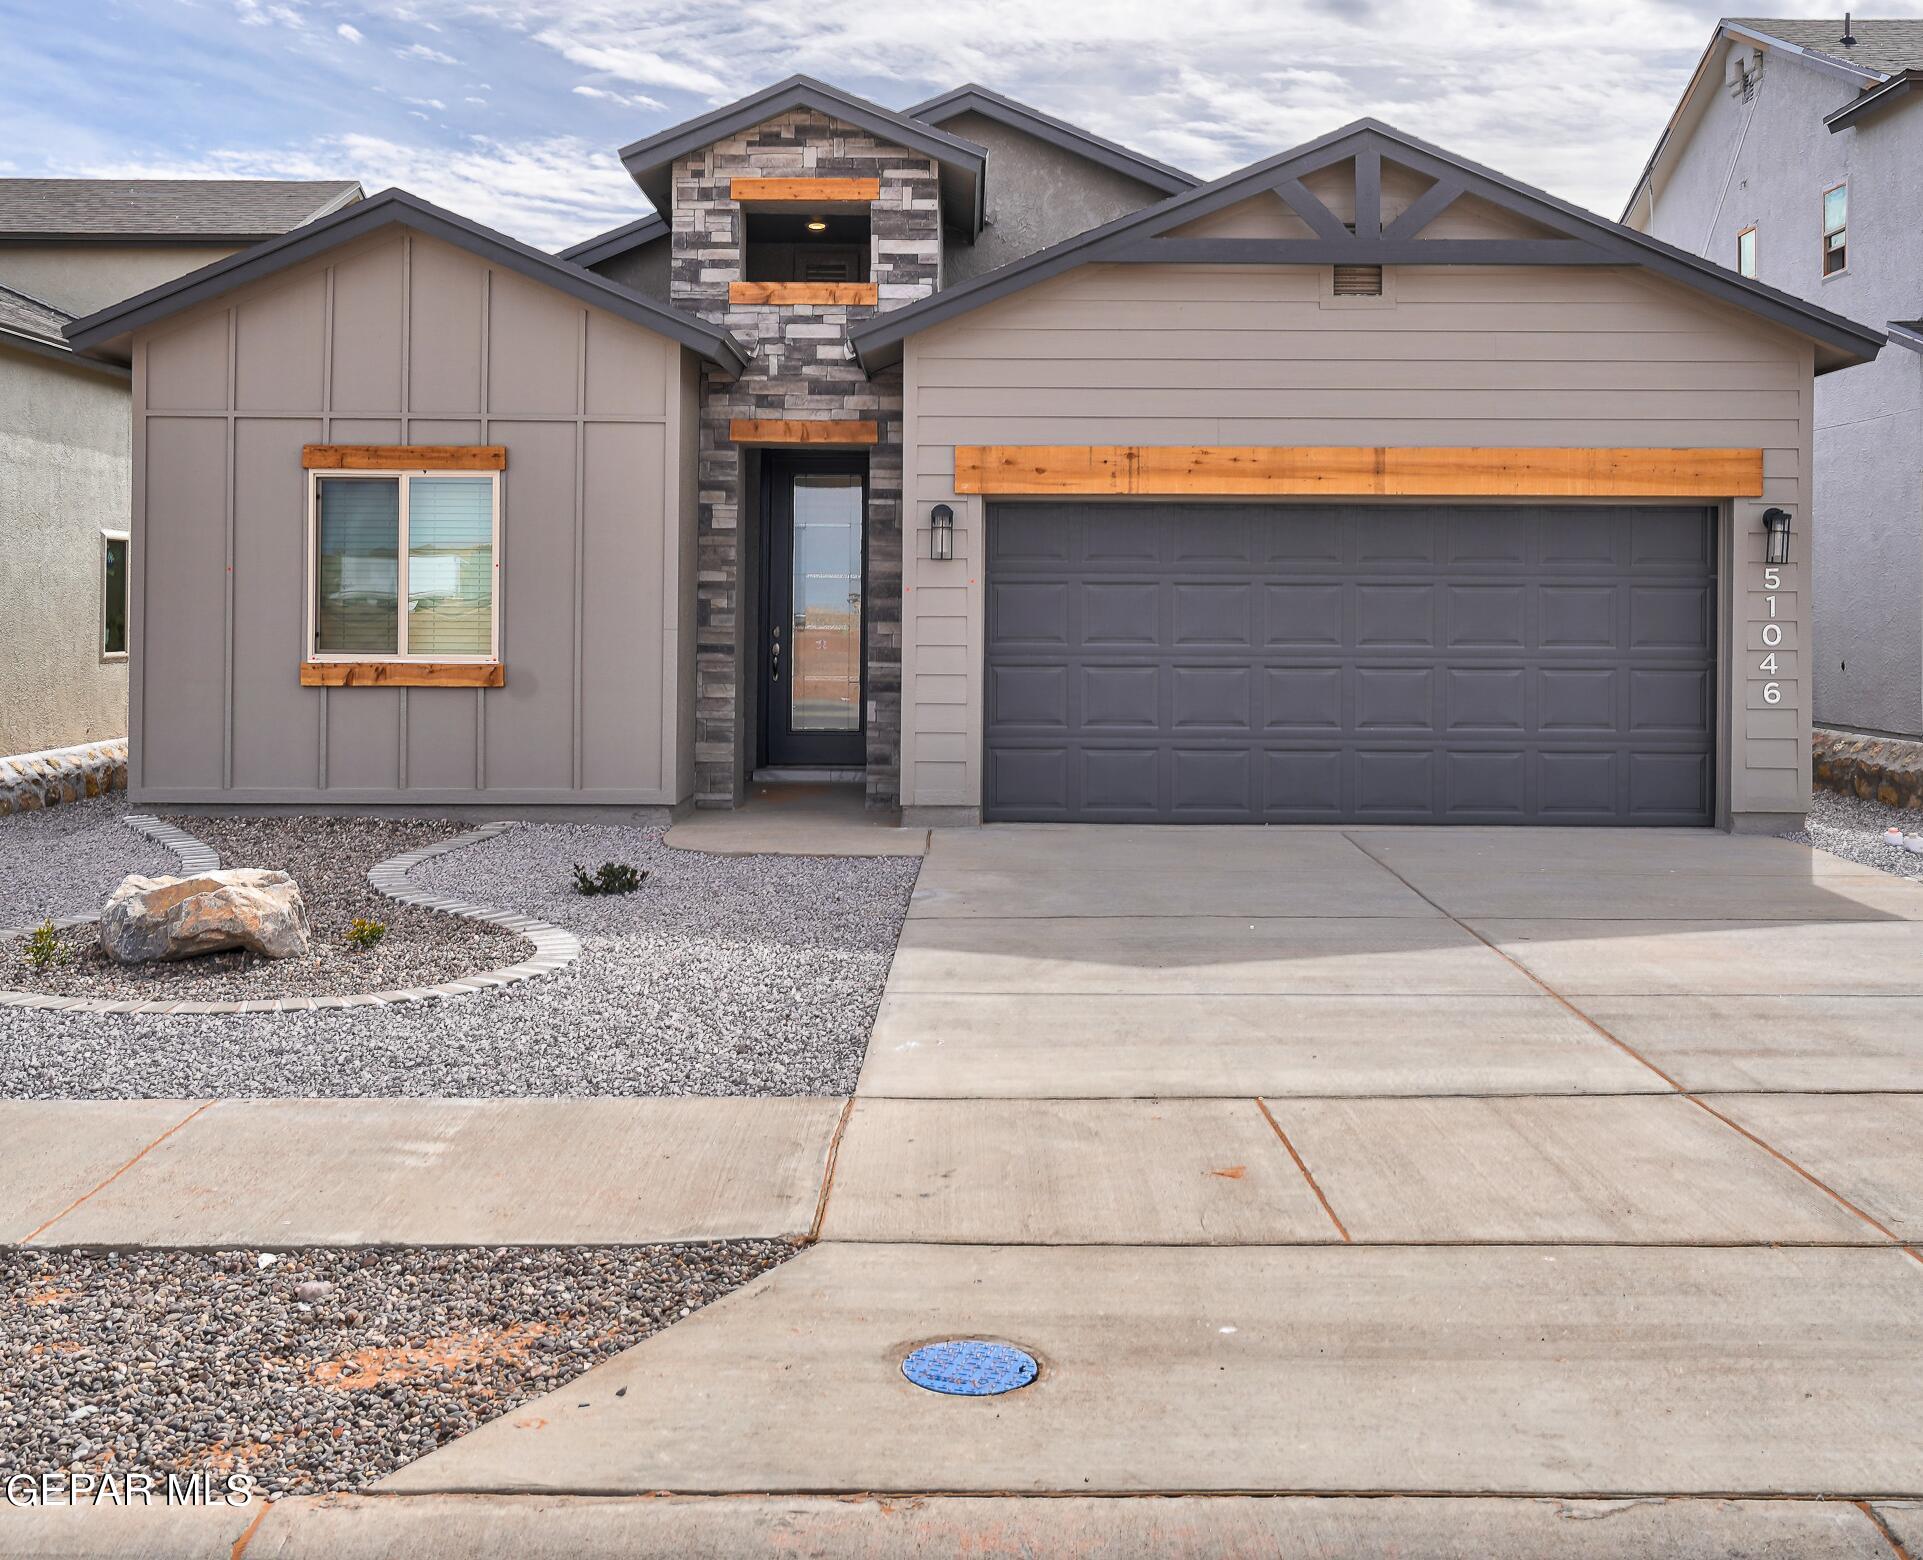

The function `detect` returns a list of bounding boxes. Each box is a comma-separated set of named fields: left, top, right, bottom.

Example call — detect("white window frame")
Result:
left=304, top=468, right=501, bottom=664
left=100, top=529, right=129, bottom=663
left=1821, top=181, right=1848, bottom=278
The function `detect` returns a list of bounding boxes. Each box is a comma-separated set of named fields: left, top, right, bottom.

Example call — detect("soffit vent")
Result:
left=1332, top=263, right=1384, bottom=296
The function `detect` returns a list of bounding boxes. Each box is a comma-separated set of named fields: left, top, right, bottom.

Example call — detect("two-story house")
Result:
left=1625, top=18, right=1923, bottom=747
left=63, top=77, right=1882, bottom=830
left=0, top=179, right=360, bottom=760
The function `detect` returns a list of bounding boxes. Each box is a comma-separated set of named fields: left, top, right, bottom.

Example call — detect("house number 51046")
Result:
left=1760, top=565, right=1783, bottom=703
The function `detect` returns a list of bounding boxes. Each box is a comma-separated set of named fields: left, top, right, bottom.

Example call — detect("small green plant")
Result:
left=572, top=861, right=645, bottom=897
left=23, top=920, right=66, bottom=971
left=344, top=917, right=387, bottom=951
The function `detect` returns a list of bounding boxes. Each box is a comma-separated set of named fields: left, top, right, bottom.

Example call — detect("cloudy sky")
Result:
left=4, top=0, right=1915, bottom=250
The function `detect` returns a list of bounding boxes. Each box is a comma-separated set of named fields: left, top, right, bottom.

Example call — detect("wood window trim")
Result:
left=299, top=661, right=504, bottom=688
left=729, top=177, right=879, bottom=204
left=731, top=418, right=879, bottom=447
left=303, top=445, right=506, bottom=471
left=952, top=445, right=1766, bottom=499
left=1736, top=225, right=1757, bottom=278
left=727, top=281, right=879, bottom=306
left=305, top=467, right=503, bottom=674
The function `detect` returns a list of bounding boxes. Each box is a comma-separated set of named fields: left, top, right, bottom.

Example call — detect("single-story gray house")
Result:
left=66, top=78, right=1882, bottom=829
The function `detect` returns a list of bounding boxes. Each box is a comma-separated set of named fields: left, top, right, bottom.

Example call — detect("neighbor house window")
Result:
left=1822, top=183, right=1848, bottom=275
left=307, top=471, right=498, bottom=661
left=101, top=531, right=128, bottom=659
left=1736, top=225, right=1757, bottom=278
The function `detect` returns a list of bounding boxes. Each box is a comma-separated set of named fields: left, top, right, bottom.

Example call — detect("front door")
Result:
left=763, top=455, right=867, bottom=768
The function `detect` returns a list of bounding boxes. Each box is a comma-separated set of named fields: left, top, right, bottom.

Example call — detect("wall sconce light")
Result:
left=930, top=503, right=955, bottom=562
left=1761, top=507, right=1792, bottom=566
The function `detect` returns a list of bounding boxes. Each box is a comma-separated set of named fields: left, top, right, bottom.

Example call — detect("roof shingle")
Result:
left=0, top=179, right=362, bottom=240
left=1729, top=17, right=1923, bottom=75
left=0, top=281, right=73, bottom=346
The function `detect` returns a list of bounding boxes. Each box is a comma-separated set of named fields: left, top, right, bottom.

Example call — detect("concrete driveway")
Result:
left=370, top=826, right=1923, bottom=1549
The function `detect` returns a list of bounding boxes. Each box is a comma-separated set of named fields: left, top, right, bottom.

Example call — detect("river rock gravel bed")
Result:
left=0, top=821, right=918, bottom=1098
left=0, top=816, right=530, bottom=1001
left=1782, top=789, right=1923, bottom=881
left=0, top=799, right=174, bottom=930
left=1, top=1241, right=794, bottom=1497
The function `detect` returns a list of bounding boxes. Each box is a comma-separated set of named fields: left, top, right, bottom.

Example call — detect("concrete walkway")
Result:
left=383, top=824, right=1923, bottom=1531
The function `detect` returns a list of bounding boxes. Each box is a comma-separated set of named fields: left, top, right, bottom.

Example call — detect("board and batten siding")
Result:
left=901, top=260, right=1815, bottom=824
left=129, top=228, right=697, bottom=806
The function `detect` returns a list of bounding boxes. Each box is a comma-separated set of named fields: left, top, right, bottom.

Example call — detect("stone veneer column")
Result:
left=671, top=110, right=939, bottom=808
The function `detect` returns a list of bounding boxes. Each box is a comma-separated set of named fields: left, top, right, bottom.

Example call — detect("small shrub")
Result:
left=24, top=920, right=66, bottom=970
left=572, top=861, right=646, bottom=897
left=344, top=917, right=387, bottom=951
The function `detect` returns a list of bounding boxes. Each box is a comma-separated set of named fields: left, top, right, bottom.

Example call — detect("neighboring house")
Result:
left=66, top=78, right=1880, bottom=829
left=1624, top=18, right=1923, bottom=741
left=0, top=179, right=360, bottom=756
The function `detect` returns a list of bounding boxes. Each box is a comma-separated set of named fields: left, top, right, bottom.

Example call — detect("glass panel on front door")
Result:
left=789, top=473, right=863, bottom=734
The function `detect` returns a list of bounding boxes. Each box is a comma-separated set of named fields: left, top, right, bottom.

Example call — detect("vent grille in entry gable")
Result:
left=1333, top=264, right=1383, bottom=296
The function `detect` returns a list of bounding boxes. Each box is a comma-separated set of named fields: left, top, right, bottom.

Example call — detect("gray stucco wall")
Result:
left=125, top=227, right=697, bottom=806
left=900, top=256, right=1817, bottom=828
left=1638, top=47, right=1923, bottom=737
left=937, top=111, right=1173, bottom=284
left=0, top=345, right=130, bottom=755
left=0, top=243, right=239, bottom=317
left=586, top=236, right=671, bottom=302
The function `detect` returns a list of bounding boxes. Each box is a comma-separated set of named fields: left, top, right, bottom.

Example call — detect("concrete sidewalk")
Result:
left=5, top=1097, right=841, bottom=1246
left=6, top=1493, right=1910, bottom=1558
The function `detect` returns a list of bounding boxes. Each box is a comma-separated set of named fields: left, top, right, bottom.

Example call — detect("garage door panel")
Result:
left=1262, top=667, right=1344, bottom=731
left=1357, top=584, right=1438, bottom=647
left=984, top=503, right=1714, bottom=825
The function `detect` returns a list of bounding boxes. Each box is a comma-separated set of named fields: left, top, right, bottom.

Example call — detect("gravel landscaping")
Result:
left=1, top=1241, right=794, bottom=1497
left=0, top=821, right=919, bottom=1098
left=0, top=816, right=530, bottom=1002
left=1783, top=789, right=1923, bottom=881
left=0, top=799, right=174, bottom=929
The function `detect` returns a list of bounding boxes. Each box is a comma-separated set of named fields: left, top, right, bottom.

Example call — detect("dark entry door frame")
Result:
left=758, top=451, right=870, bottom=770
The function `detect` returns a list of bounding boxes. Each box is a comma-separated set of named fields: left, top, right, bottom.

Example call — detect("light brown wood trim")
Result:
left=300, top=661, right=505, bottom=688
left=302, top=445, right=506, bottom=472
left=727, top=281, right=879, bottom=306
left=730, top=418, right=880, bottom=447
left=729, top=177, right=880, bottom=203
left=953, top=446, right=1765, bottom=499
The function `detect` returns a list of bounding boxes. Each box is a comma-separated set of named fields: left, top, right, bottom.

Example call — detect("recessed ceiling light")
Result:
left=806, top=218, right=827, bottom=232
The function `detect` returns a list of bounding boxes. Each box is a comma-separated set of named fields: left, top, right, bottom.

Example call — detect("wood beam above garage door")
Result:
left=953, top=446, right=1764, bottom=499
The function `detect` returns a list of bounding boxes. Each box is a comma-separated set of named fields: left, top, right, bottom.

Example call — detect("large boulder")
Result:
left=100, top=870, right=311, bottom=964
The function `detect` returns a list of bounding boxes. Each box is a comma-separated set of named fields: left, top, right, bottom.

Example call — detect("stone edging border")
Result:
left=0, top=818, right=581, bottom=1016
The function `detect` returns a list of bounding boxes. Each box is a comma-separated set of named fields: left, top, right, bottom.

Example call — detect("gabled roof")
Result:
left=1728, top=16, right=1923, bottom=75
left=64, top=188, right=746, bottom=376
left=0, top=179, right=362, bottom=243
left=618, top=74, right=987, bottom=237
left=905, top=83, right=1197, bottom=196
left=556, top=211, right=668, bottom=268
left=1624, top=19, right=1923, bottom=220
left=0, top=281, right=127, bottom=377
left=849, top=118, right=1884, bottom=375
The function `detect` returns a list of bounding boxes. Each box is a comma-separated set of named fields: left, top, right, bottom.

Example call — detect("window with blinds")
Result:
left=311, top=471, right=496, bottom=661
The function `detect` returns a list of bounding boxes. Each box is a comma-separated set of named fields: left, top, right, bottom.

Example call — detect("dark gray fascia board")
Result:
left=64, top=188, right=747, bottom=377
left=557, top=211, right=668, bottom=267
left=0, top=323, right=130, bottom=377
left=1826, top=71, right=1923, bottom=130
left=1623, top=21, right=1888, bottom=220
left=1109, top=237, right=1622, bottom=266
left=850, top=118, right=1884, bottom=375
left=906, top=83, right=1197, bottom=195
left=1886, top=320, right=1923, bottom=354
left=617, top=75, right=986, bottom=237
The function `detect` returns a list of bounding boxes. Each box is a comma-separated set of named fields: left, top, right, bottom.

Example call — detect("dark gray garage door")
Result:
left=983, top=503, right=1716, bottom=825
